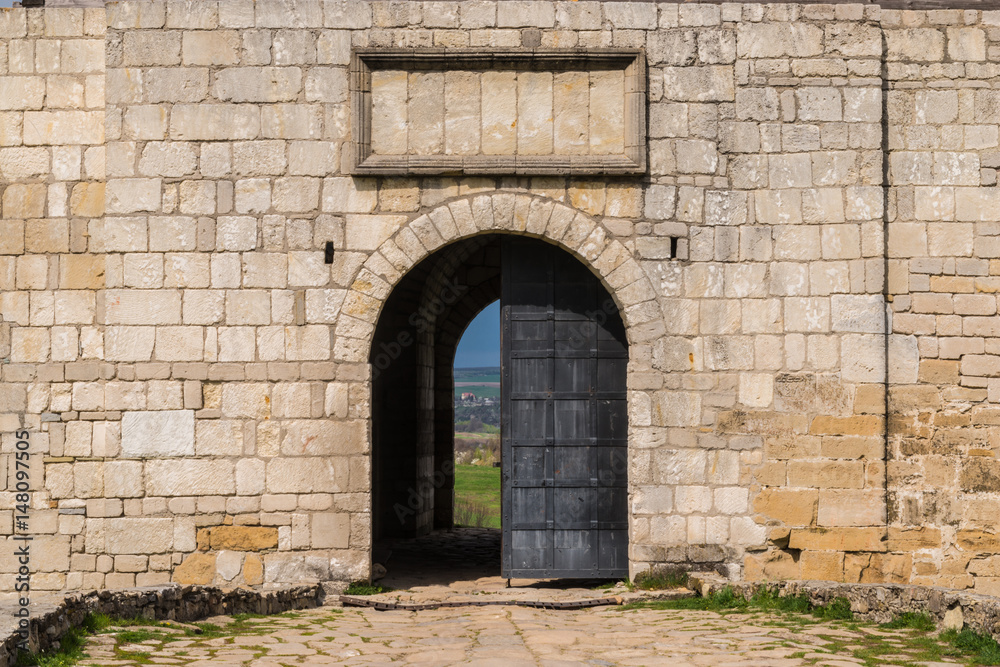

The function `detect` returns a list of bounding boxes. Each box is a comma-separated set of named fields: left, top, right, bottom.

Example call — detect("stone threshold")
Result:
left=688, top=573, right=1000, bottom=639
left=0, top=583, right=322, bottom=667
left=339, top=585, right=695, bottom=610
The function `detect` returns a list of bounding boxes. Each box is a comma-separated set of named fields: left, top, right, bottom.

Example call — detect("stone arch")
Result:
left=332, top=191, right=666, bottom=365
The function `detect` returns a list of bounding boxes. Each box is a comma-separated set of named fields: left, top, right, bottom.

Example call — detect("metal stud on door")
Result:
left=501, top=237, right=629, bottom=579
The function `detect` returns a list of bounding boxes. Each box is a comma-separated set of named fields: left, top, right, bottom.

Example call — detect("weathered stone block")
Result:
left=195, top=419, right=244, bottom=456
left=105, top=518, right=174, bottom=554
left=266, top=457, right=347, bottom=493
left=106, top=178, right=161, bottom=214
left=213, top=67, right=302, bottom=103
left=263, top=104, right=323, bottom=140
left=222, top=383, right=270, bottom=419
left=105, top=289, right=181, bottom=324
left=146, top=459, right=235, bottom=496
left=737, top=23, right=823, bottom=58
left=788, top=527, right=886, bottom=552
left=144, top=68, right=209, bottom=104
left=662, top=66, right=734, bottom=102
left=753, top=489, right=817, bottom=526
left=311, top=513, right=350, bottom=548
left=123, top=31, right=181, bottom=66
left=886, top=29, right=946, bottom=62
left=947, top=27, right=986, bottom=61
left=173, top=553, right=215, bottom=585
left=201, top=525, right=279, bottom=551
left=817, top=490, right=885, bottom=527
left=2, top=183, right=46, bottom=218
left=121, top=410, right=195, bottom=457
left=0, top=76, right=46, bottom=111
left=0, top=147, right=49, bottom=180
left=182, top=30, right=239, bottom=66
left=104, top=326, right=155, bottom=362
left=281, top=419, right=366, bottom=456
left=170, top=104, right=260, bottom=141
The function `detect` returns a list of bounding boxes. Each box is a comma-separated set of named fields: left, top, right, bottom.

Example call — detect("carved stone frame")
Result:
left=349, top=48, right=647, bottom=176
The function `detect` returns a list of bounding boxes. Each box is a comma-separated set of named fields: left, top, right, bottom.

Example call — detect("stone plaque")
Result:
left=121, top=409, right=196, bottom=457
left=350, top=49, right=646, bottom=175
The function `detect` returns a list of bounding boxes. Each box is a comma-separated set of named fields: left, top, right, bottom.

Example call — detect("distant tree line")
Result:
left=455, top=405, right=499, bottom=428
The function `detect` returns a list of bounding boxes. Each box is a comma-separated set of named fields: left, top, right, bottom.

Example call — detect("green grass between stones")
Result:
left=16, top=611, right=305, bottom=667
left=16, top=614, right=110, bottom=667
left=344, top=581, right=392, bottom=595
left=880, top=611, right=937, bottom=632
left=18, top=593, right=1000, bottom=667
left=624, top=586, right=1000, bottom=666
left=632, top=566, right=689, bottom=591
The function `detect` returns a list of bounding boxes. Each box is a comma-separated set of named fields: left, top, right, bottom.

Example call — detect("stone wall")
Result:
left=0, top=0, right=998, bottom=593
left=883, top=9, right=1000, bottom=596
left=1, top=4, right=109, bottom=591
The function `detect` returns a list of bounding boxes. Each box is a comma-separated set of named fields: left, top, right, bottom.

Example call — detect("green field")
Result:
left=454, top=464, right=501, bottom=529
left=454, top=367, right=501, bottom=383
left=453, top=384, right=501, bottom=399
left=454, top=366, right=502, bottom=399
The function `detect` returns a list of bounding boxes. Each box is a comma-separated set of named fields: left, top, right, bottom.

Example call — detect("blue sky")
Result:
left=0, top=1, right=14, bottom=7
left=454, top=300, right=499, bottom=369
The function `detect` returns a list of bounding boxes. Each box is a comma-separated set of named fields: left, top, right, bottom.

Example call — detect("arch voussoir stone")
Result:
left=471, top=195, right=495, bottom=230
left=525, top=198, right=556, bottom=235
left=394, top=227, right=426, bottom=263
left=362, top=251, right=402, bottom=286
left=334, top=193, right=666, bottom=356
left=447, top=199, right=478, bottom=236
left=428, top=207, right=459, bottom=240
left=410, top=214, right=446, bottom=252
left=544, top=205, right=578, bottom=241
left=378, top=239, right=412, bottom=274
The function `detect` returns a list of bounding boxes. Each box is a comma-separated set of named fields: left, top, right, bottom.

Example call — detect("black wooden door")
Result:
left=500, top=237, right=629, bottom=579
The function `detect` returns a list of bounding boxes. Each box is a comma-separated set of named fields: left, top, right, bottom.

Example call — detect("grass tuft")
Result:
left=812, top=597, right=854, bottom=621
left=881, top=611, right=936, bottom=631
left=345, top=581, right=392, bottom=596
left=621, top=585, right=853, bottom=622
left=633, top=566, right=688, bottom=591
left=942, top=627, right=1000, bottom=665
left=114, top=629, right=162, bottom=644
left=16, top=623, right=92, bottom=667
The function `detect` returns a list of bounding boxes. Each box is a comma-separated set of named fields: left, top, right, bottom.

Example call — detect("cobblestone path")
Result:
left=78, top=604, right=962, bottom=666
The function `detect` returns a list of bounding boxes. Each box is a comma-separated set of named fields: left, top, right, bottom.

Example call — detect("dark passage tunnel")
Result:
left=371, top=235, right=502, bottom=542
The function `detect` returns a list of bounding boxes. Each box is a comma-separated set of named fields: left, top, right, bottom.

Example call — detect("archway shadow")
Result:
left=378, top=527, right=622, bottom=593
left=377, top=527, right=501, bottom=591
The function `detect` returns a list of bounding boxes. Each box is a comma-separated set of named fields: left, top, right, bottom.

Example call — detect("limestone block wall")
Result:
left=636, top=3, right=889, bottom=584
left=0, top=0, right=997, bottom=593
left=0, top=5, right=107, bottom=591
left=883, top=9, right=1000, bottom=594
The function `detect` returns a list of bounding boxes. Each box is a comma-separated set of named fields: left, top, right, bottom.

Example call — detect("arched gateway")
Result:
left=341, top=193, right=665, bottom=579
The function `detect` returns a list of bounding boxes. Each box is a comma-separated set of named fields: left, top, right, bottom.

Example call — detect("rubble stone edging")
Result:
left=0, top=584, right=322, bottom=667
left=689, top=573, right=1000, bottom=637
